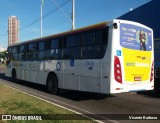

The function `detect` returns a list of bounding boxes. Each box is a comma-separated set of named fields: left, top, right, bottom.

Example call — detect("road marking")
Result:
left=0, top=80, right=120, bottom=123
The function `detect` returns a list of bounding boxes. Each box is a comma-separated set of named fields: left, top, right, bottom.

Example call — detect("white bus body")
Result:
left=5, top=19, right=154, bottom=94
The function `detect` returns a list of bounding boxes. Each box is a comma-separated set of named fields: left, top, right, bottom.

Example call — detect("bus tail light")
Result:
left=150, top=61, right=154, bottom=82
left=114, top=56, right=122, bottom=83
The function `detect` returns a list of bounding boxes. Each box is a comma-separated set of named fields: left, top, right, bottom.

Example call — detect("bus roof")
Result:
left=9, top=22, right=108, bottom=47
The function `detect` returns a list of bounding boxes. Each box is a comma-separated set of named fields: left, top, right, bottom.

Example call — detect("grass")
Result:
left=0, top=84, right=95, bottom=123
left=0, top=64, right=6, bottom=68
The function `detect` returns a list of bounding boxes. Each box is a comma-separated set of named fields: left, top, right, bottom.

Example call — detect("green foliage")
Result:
left=0, top=51, right=6, bottom=59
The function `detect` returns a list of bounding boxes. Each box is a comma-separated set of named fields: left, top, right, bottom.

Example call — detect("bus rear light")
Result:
left=150, top=61, right=154, bottom=82
left=117, top=70, right=121, bottom=74
left=116, top=88, right=120, bottom=90
left=116, top=88, right=123, bottom=90
left=114, top=56, right=122, bottom=83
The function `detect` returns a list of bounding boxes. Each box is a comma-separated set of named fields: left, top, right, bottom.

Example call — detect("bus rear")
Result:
left=110, top=19, right=154, bottom=93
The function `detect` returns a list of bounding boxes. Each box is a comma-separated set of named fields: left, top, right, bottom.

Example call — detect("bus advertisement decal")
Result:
left=120, top=23, right=152, bottom=51
left=122, top=48, right=151, bottom=82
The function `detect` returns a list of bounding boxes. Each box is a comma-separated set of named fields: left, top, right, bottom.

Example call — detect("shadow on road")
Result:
left=137, top=91, right=160, bottom=98
left=137, top=78, right=160, bottom=98
left=0, top=72, right=114, bottom=101
left=59, top=90, right=115, bottom=101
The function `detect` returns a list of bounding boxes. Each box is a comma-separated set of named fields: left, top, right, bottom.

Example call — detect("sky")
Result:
left=0, top=0, right=151, bottom=48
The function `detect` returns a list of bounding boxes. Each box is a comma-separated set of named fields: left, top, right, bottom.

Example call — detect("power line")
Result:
left=0, top=0, right=150, bottom=37
left=0, top=0, right=71, bottom=37
left=19, top=0, right=71, bottom=31
left=50, top=0, right=72, bottom=24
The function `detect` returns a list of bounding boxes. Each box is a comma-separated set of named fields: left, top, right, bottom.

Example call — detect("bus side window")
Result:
left=95, top=30, right=103, bottom=44
left=18, top=45, right=26, bottom=60
left=48, top=38, right=62, bottom=59
left=12, top=46, right=19, bottom=60
left=83, top=31, right=95, bottom=45
left=6, top=47, right=11, bottom=60
left=96, top=29, right=108, bottom=57
left=63, top=35, right=81, bottom=59
left=27, top=43, right=37, bottom=60
left=37, top=41, right=47, bottom=60
left=82, top=31, right=95, bottom=59
left=6, top=47, right=12, bottom=65
left=82, top=29, right=108, bottom=59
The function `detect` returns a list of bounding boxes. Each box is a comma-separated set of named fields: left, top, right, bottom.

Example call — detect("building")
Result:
left=118, top=0, right=160, bottom=93
left=118, top=0, right=160, bottom=40
left=8, top=16, right=19, bottom=46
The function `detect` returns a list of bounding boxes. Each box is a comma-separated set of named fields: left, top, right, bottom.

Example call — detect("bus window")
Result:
left=83, top=31, right=95, bottom=45
left=6, top=47, right=12, bottom=65
left=18, top=45, right=26, bottom=60
left=48, top=39, right=62, bottom=59
left=12, top=46, right=19, bottom=60
left=63, top=35, right=81, bottom=59
left=28, top=43, right=37, bottom=52
left=63, top=47, right=81, bottom=59
left=82, top=45, right=104, bottom=59
left=95, top=30, right=103, bottom=44
left=51, top=39, right=61, bottom=49
left=82, top=29, right=108, bottom=59
left=38, top=41, right=46, bottom=51
left=37, top=41, right=47, bottom=60
left=27, top=43, right=37, bottom=60
left=66, top=35, right=81, bottom=47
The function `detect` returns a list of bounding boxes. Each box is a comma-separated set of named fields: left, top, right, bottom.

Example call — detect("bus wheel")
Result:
left=47, top=74, right=58, bottom=95
left=12, top=69, right=17, bottom=80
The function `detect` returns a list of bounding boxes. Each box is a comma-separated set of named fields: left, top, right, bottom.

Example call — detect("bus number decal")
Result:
left=85, top=61, right=94, bottom=70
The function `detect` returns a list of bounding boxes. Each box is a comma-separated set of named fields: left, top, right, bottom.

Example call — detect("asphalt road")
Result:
left=0, top=69, right=160, bottom=123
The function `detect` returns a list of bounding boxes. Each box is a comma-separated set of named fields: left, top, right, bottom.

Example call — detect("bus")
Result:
left=5, top=19, right=154, bottom=94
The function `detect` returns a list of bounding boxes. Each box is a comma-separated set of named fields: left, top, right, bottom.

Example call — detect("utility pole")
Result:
left=72, top=0, right=75, bottom=30
left=40, top=1, right=43, bottom=38
left=51, top=0, right=75, bottom=30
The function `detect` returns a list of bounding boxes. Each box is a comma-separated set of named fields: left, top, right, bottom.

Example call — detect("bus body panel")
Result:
left=101, top=21, right=113, bottom=94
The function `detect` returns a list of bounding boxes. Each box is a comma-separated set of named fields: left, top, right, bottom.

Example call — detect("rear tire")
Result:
left=47, top=74, right=58, bottom=95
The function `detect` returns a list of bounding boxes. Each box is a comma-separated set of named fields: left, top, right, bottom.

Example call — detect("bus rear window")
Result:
left=120, top=23, right=152, bottom=51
